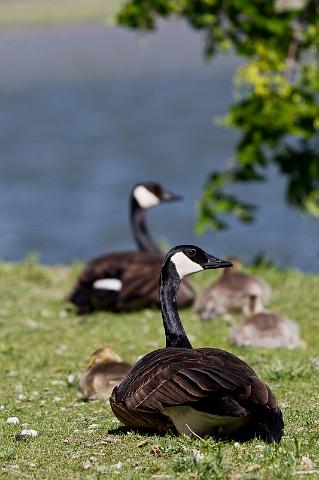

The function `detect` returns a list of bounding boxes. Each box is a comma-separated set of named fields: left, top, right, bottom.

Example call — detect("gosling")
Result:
left=195, top=257, right=272, bottom=320
left=229, top=295, right=302, bottom=350
left=79, top=347, right=132, bottom=401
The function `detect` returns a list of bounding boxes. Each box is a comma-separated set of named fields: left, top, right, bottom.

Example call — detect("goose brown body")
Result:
left=110, top=245, right=284, bottom=442
left=69, top=251, right=194, bottom=312
left=110, top=347, right=282, bottom=441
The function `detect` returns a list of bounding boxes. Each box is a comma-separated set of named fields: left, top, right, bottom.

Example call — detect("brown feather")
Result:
left=113, top=348, right=269, bottom=410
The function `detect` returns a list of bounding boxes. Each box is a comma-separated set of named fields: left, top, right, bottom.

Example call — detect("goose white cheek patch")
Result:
left=93, top=279, right=122, bottom=291
left=133, top=185, right=160, bottom=209
left=171, top=252, right=203, bottom=278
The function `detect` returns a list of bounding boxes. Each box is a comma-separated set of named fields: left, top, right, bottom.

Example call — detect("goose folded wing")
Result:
left=117, top=260, right=161, bottom=304
left=78, top=252, right=143, bottom=285
left=116, top=348, right=277, bottom=415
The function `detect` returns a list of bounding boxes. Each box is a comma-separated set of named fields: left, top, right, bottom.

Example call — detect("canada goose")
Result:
left=195, top=257, right=272, bottom=320
left=68, top=182, right=195, bottom=312
left=110, top=245, right=284, bottom=442
left=229, top=295, right=302, bottom=350
left=79, top=347, right=132, bottom=401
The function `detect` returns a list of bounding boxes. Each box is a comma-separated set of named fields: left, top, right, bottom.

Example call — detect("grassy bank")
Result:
left=0, top=0, right=123, bottom=28
left=0, top=258, right=318, bottom=479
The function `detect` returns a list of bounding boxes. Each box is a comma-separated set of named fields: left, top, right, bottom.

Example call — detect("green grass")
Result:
left=0, top=0, right=123, bottom=28
left=0, top=257, right=319, bottom=479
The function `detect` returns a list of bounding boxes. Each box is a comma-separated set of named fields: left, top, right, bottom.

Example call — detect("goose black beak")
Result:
left=161, top=190, right=183, bottom=203
left=203, top=254, right=233, bottom=270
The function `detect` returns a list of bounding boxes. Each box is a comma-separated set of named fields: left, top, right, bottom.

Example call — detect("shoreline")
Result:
left=0, top=0, right=123, bottom=29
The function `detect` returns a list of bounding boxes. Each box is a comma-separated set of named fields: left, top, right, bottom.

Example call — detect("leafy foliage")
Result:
left=118, top=0, right=319, bottom=230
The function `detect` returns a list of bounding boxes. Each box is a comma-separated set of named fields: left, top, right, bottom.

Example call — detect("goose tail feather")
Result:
left=68, top=285, right=93, bottom=313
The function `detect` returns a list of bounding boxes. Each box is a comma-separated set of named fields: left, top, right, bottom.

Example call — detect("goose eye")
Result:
left=186, top=248, right=196, bottom=257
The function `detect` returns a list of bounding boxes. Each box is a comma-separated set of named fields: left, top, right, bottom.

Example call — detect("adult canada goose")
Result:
left=195, top=257, right=272, bottom=320
left=79, top=347, right=132, bottom=401
left=110, top=245, right=284, bottom=442
left=68, top=182, right=195, bottom=312
left=229, top=295, right=302, bottom=350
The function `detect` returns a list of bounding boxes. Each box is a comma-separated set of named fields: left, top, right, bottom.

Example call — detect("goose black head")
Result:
left=132, top=182, right=182, bottom=209
left=166, top=245, right=233, bottom=279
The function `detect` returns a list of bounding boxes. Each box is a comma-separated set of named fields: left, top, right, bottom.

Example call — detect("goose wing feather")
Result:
left=113, top=348, right=276, bottom=414
left=118, top=261, right=160, bottom=304
left=78, top=251, right=159, bottom=286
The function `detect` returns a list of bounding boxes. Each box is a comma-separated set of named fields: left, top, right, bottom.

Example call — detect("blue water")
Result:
left=0, top=23, right=317, bottom=271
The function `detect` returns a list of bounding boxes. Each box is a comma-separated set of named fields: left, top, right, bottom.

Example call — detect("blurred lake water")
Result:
left=0, top=22, right=317, bottom=271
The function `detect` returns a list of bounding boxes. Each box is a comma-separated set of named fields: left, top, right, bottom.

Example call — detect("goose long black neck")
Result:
left=130, top=197, right=161, bottom=255
left=160, top=261, right=192, bottom=349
